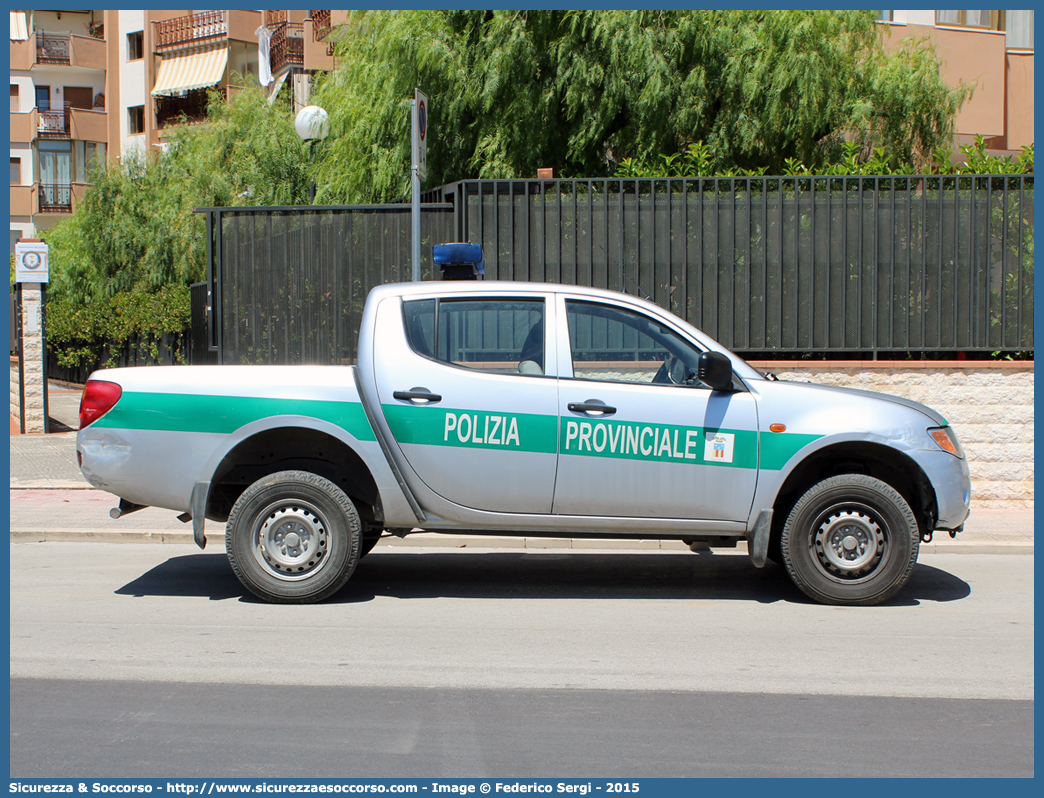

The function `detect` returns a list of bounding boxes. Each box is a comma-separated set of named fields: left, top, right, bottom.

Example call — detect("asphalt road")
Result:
left=11, top=679, right=1033, bottom=778
left=9, top=543, right=1035, bottom=777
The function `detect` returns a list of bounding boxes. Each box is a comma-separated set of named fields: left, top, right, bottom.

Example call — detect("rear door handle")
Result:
left=393, top=388, right=442, bottom=403
left=567, top=400, right=617, bottom=415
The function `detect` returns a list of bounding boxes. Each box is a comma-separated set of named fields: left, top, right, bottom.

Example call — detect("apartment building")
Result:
left=9, top=8, right=343, bottom=253
left=8, top=10, right=1033, bottom=255
left=880, top=10, right=1034, bottom=158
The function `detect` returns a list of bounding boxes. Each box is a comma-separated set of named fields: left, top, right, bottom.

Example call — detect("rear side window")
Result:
left=403, top=299, right=436, bottom=358
left=403, top=298, right=545, bottom=376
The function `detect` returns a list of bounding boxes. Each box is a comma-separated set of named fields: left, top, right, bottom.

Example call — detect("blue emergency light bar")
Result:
left=433, top=242, right=484, bottom=280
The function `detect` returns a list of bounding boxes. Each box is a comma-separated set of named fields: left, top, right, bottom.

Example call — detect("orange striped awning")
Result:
left=151, top=46, right=228, bottom=97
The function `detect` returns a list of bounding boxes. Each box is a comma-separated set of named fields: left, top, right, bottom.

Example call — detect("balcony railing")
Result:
left=36, top=32, right=70, bottom=65
left=38, top=104, right=71, bottom=139
left=311, top=10, right=331, bottom=41
left=155, top=89, right=211, bottom=129
left=270, top=22, right=304, bottom=73
left=38, top=183, right=73, bottom=214
left=155, top=11, right=227, bottom=49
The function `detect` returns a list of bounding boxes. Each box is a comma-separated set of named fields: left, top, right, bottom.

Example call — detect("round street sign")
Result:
left=418, top=98, right=427, bottom=141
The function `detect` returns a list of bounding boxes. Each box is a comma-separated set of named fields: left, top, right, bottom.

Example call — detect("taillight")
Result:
left=80, top=380, right=123, bottom=428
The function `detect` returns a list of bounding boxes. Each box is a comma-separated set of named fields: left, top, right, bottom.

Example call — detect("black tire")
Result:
left=226, top=470, right=362, bottom=603
left=780, top=474, right=919, bottom=606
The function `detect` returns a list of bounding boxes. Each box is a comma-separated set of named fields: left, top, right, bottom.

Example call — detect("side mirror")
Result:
left=697, top=351, right=734, bottom=391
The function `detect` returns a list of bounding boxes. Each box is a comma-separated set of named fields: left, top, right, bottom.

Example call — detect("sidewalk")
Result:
left=9, top=382, right=1034, bottom=552
left=6, top=485, right=1036, bottom=553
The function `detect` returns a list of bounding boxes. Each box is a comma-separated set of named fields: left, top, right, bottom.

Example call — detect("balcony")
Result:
left=155, top=89, right=210, bottom=129
left=36, top=32, right=70, bottom=64
left=33, top=31, right=107, bottom=70
left=69, top=107, right=108, bottom=142
left=9, top=107, right=106, bottom=143
left=38, top=183, right=73, bottom=214
left=10, top=111, right=38, bottom=144
left=304, top=11, right=346, bottom=70
left=10, top=183, right=90, bottom=217
left=310, top=10, right=331, bottom=41
left=155, top=11, right=227, bottom=49
left=155, top=86, right=241, bottom=131
left=38, top=104, right=70, bottom=139
left=154, top=10, right=261, bottom=51
left=11, top=35, right=33, bottom=70
left=269, top=22, right=304, bottom=74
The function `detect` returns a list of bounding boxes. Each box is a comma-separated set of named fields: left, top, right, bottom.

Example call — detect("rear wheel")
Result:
left=781, top=474, right=919, bottom=606
left=226, top=470, right=361, bottom=603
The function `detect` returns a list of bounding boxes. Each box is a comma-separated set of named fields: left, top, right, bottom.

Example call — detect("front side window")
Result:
left=566, top=300, right=707, bottom=387
left=404, top=298, right=546, bottom=376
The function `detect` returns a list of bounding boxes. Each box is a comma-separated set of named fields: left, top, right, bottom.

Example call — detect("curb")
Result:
left=9, top=528, right=1034, bottom=554
left=10, top=482, right=95, bottom=490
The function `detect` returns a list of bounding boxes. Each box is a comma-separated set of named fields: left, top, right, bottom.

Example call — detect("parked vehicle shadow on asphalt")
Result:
left=114, top=550, right=971, bottom=606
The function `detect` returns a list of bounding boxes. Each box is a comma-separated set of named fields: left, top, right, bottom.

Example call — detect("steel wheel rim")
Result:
left=810, top=505, right=887, bottom=583
left=252, top=499, right=330, bottom=581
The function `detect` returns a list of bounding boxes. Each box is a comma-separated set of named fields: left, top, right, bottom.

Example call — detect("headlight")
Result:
left=928, top=426, right=965, bottom=459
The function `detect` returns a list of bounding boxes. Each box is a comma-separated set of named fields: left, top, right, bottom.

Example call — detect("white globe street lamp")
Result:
left=295, top=105, right=328, bottom=202
left=295, top=105, right=329, bottom=141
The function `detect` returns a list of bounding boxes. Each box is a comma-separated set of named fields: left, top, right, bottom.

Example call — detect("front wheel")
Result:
left=226, top=470, right=362, bottom=603
left=780, top=475, right=919, bottom=606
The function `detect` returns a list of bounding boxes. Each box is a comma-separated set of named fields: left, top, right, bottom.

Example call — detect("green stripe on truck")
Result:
left=92, top=392, right=377, bottom=439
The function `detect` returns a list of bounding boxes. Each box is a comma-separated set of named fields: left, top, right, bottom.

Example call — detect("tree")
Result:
left=44, top=82, right=312, bottom=305
left=43, top=11, right=976, bottom=305
left=311, top=10, right=970, bottom=203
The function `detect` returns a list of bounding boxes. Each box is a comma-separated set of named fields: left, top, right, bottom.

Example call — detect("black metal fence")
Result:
left=46, top=332, right=191, bottom=384
left=190, top=281, right=217, bottom=365
left=432, top=176, right=1034, bottom=355
left=202, top=204, right=455, bottom=365
left=202, top=175, right=1033, bottom=365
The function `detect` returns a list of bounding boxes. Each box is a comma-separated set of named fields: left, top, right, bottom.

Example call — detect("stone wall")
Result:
left=12, top=284, right=47, bottom=434
left=10, top=357, right=20, bottom=422
left=749, top=361, right=1034, bottom=508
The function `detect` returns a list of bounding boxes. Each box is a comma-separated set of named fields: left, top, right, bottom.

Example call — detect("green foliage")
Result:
left=39, top=10, right=1029, bottom=370
left=857, top=36, right=972, bottom=168
left=311, top=10, right=971, bottom=201
left=43, top=81, right=312, bottom=307
left=47, top=285, right=191, bottom=368
left=930, top=135, right=1034, bottom=175
left=616, top=136, right=1034, bottom=178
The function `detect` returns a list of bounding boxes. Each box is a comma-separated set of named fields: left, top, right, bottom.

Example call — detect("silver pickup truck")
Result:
left=76, top=280, right=970, bottom=606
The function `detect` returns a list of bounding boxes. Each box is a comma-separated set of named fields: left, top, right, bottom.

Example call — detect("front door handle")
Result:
left=393, top=388, right=442, bottom=403
left=567, top=400, right=617, bottom=415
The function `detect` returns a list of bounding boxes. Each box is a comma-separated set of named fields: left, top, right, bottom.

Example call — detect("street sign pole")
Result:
left=411, top=88, right=428, bottom=282
left=411, top=97, right=420, bottom=281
